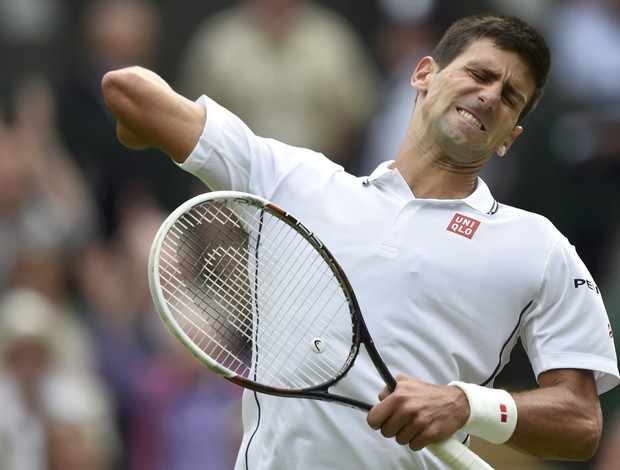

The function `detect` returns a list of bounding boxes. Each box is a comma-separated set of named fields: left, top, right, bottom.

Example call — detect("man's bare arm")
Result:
left=101, top=66, right=205, bottom=163
left=507, top=368, right=601, bottom=460
left=367, top=368, right=601, bottom=461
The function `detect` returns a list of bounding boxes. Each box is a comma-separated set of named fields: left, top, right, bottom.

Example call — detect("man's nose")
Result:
left=478, top=83, right=502, bottom=110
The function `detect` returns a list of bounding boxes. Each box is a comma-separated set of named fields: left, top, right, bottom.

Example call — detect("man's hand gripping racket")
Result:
left=148, top=191, right=494, bottom=470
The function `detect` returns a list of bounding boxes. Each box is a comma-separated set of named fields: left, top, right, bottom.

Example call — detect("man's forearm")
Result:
left=101, top=66, right=205, bottom=163
left=506, top=369, right=601, bottom=461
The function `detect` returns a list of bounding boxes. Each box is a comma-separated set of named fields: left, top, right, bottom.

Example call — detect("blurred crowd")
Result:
left=0, top=0, right=619, bottom=469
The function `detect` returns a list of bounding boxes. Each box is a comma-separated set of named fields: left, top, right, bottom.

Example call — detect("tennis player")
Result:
left=101, top=13, right=619, bottom=469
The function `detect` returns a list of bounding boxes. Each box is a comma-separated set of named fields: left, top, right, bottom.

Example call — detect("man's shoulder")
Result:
left=495, top=202, right=560, bottom=229
left=490, top=202, right=566, bottom=248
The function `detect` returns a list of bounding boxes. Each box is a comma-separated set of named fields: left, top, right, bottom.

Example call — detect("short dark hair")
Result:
left=432, top=13, right=551, bottom=121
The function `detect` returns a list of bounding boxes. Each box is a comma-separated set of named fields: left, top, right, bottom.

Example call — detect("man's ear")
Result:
left=411, top=56, right=437, bottom=94
left=496, top=125, right=524, bottom=156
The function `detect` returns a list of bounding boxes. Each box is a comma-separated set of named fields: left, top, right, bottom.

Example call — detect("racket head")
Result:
left=148, top=191, right=362, bottom=396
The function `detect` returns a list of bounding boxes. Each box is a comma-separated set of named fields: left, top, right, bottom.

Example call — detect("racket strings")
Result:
left=251, top=239, right=350, bottom=385
left=253, top=239, right=351, bottom=381
left=191, top=210, right=255, bottom=362
left=157, top=200, right=356, bottom=390
left=161, top=205, right=255, bottom=371
left=239, top=210, right=356, bottom=387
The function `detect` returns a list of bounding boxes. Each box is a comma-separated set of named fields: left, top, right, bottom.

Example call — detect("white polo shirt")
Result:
left=181, top=96, right=619, bottom=470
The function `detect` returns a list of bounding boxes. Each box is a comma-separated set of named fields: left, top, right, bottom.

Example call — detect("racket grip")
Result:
left=427, top=437, right=495, bottom=470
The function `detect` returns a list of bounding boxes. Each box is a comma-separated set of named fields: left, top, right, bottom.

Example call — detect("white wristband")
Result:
left=448, top=381, right=517, bottom=444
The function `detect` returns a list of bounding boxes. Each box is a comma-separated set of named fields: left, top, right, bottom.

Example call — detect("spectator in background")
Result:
left=0, top=0, right=67, bottom=87
left=6, top=248, right=101, bottom=375
left=177, top=0, right=379, bottom=168
left=0, top=73, right=100, bottom=372
left=73, top=188, right=245, bottom=469
left=0, top=75, right=98, bottom=293
left=126, top=328, right=243, bottom=470
left=543, top=0, right=620, bottom=313
left=353, top=0, right=438, bottom=176
left=73, top=192, right=166, bottom=466
left=0, top=288, right=119, bottom=470
left=543, top=0, right=620, bottom=276
left=0, top=70, right=122, bottom=469
left=56, top=0, right=193, bottom=238
left=546, top=0, right=620, bottom=106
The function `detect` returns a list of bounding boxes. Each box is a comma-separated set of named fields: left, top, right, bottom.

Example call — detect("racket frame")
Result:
left=148, top=191, right=381, bottom=409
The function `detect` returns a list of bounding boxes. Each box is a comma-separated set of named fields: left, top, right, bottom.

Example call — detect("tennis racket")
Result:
left=148, top=190, right=493, bottom=470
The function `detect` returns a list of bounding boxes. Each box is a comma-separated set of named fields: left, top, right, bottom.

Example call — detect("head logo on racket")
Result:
left=311, top=337, right=327, bottom=353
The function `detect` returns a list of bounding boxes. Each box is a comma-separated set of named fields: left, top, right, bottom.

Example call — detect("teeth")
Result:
left=457, top=109, right=483, bottom=130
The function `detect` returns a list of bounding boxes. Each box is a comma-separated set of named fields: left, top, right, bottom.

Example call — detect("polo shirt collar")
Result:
left=363, top=161, right=498, bottom=215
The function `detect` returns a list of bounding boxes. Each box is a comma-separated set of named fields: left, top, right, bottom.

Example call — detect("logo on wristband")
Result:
left=500, top=404, right=508, bottom=423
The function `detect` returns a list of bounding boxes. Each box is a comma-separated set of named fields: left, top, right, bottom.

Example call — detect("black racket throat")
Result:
left=356, top=310, right=399, bottom=392
left=235, top=323, right=397, bottom=414
left=240, top=376, right=375, bottom=412
left=279, top=389, right=374, bottom=412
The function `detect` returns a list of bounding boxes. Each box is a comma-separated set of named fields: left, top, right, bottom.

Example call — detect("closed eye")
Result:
left=466, top=67, right=521, bottom=109
left=468, top=69, right=488, bottom=83
left=502, top=92, right=517, bottom=109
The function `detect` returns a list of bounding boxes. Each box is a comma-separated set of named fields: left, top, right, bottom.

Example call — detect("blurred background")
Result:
left=0, top=0, right=619, bottom=468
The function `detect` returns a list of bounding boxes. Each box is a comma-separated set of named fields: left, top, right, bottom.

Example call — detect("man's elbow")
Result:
left=101, top=68, right=150, bottom=149
left=101, top=68, right=135, bottom=113
left=574, top=411, right=603, bottom=461
left=552, top=406, right=602, bottom=461
left=100, top=69, right=119, bottom=95
left=512, top=405, right=603, bottom=461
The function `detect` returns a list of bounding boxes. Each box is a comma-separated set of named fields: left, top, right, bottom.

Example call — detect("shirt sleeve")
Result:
left=179, top=95, right=255, bottom=192
left=522, top=237, right=619, bottom=395
left=179, top=95, right=332, bottom=199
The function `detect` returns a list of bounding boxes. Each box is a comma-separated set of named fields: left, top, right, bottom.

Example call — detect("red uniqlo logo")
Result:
left=447, top=213, right=481, bottom=239
left=500, top=404, right=508, bottom=423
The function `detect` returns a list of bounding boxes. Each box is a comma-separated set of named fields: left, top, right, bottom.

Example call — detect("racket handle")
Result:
left=427, top=437, right=495, bottom=470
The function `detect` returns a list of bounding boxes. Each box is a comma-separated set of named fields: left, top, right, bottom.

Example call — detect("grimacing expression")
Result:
left=413, top=38, right=536, bottom=168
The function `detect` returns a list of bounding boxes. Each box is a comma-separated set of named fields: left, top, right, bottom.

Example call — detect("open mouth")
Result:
left=456, top=108, right=484, bottom=131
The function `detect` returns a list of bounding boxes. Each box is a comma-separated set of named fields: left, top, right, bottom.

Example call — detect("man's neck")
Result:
left=390, top=156, right=479, bottom=200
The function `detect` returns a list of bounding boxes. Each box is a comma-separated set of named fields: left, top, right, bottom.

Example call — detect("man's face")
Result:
left=413, top=38, right=536, bottom=168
